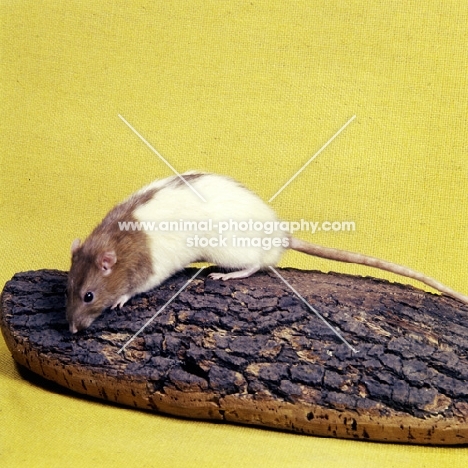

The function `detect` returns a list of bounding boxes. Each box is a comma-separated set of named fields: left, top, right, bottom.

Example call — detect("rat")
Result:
left=66, top=171, right=468, bottom=333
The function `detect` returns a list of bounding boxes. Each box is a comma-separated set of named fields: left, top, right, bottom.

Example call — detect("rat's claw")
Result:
left=111, top=294, right=131, bottom=309
left=208, top=266, right=260, bottom=281
left=208, top=272, right=228, bottom=281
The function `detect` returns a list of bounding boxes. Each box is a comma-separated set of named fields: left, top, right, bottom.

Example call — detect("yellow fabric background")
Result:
left=1, top=1, right=468, bottom=466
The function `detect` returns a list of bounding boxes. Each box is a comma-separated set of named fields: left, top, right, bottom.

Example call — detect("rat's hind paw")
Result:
left=208, top=265, right=260, bottom=281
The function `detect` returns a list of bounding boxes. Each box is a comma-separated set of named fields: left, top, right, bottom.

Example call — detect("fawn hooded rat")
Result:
left=66, top=171, right=468, bottom=333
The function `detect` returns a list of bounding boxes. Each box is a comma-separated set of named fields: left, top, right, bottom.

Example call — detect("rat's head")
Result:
left=66, top=238, right=122, bottom=333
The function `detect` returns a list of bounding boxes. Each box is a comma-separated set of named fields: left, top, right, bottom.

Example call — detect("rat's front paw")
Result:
left=111, top=294, right=131, bottom=309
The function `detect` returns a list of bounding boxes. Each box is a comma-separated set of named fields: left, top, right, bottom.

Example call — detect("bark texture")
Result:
left=1, top=268, right=468, bottom=445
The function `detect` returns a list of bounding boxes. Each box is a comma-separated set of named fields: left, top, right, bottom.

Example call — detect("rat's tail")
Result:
left=289, top=237, right=468, bottom=305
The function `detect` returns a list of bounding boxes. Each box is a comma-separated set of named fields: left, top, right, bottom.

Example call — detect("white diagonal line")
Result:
left=117, top=267, right=206, bottom=354
left=118, top=114, right=207, bottom=202
left=268, top=266, right=358, bottom=353
left=268, top=115, right=356, bottom=202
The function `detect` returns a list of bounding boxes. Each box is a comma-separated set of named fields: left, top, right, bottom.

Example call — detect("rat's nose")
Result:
left=69, top=323, right=78, bottom=334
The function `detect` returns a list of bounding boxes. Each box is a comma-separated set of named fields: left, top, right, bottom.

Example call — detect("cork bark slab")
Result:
left=1, top=268, right=468, bottom=445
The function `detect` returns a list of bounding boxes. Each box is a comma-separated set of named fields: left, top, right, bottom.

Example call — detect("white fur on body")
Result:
left=132, top=172, right=288, bottom=294
left=130, top=172, right=468, bottom=305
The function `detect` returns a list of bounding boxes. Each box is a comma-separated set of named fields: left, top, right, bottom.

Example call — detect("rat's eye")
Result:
left=83, top=292, right=94, bottom=303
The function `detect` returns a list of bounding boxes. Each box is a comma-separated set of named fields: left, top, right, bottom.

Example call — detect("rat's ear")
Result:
left=97, top=251, right=117, bottom=276
left=71, top=239, right=81, bottom=254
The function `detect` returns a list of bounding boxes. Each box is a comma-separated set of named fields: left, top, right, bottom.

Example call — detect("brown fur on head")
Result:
left=66, top=233, right=153, bottom=332
left=66, top=238, right=126, bottom=333
left=66, top=190, right=157, bottom=333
